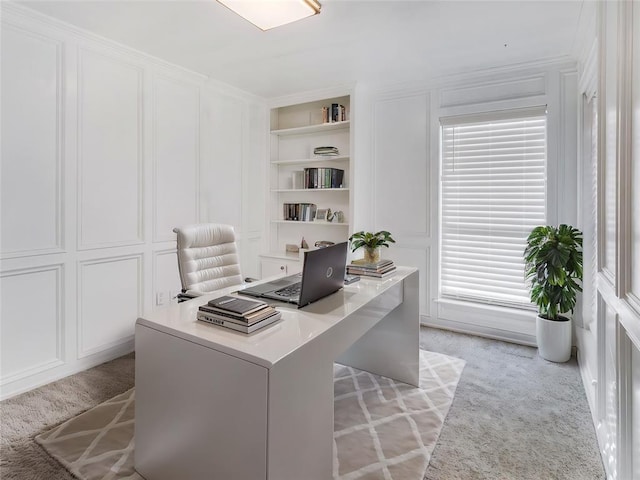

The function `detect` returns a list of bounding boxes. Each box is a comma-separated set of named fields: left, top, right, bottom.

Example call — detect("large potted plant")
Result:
left=348, top=230, right=395, bottom=264
left=524, top=224, right=583, bottom=362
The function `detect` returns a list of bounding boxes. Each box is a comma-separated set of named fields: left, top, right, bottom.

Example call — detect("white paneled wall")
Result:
left=573, top=1, right=640, bottom=478
left=0, top=4, right=266, bottom=399
left=367, top=61, right=577, bottom=344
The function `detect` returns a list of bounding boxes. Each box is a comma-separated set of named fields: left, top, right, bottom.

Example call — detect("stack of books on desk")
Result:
left=197, top=295, right=281, bottom=334
left=346, top=259, right=396, bottom=278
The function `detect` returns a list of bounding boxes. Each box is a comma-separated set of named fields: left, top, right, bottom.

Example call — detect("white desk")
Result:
left=135, top=267, right=419, bottom=480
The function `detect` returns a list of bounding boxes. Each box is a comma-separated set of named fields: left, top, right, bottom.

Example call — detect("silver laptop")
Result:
left=239, top=242, right=348, bottom=308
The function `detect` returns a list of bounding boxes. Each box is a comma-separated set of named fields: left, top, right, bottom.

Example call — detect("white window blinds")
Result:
left=440, top=107, right=547, bottom=307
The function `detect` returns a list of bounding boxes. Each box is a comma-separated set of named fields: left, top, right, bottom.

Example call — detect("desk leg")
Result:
left=337, top=270, right=420, bottom=387
left=268, top=342, right=335, bottom=480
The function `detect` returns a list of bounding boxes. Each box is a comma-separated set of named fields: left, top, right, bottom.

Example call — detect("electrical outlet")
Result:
left=156, top=291, right=167, bottom=306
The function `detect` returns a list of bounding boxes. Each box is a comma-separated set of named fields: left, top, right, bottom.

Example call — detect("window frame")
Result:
left=438, top=105, right=549, bottom=310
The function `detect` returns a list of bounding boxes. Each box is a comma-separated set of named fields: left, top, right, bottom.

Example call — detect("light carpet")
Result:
left=35, top=350, right=464, bottom=480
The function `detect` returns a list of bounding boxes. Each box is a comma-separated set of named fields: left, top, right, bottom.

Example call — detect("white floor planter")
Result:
left=536, top=315, right=572, bottom=362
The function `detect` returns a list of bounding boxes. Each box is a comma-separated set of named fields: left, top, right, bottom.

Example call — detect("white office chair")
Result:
left=173, top=223, right=247, bottom=301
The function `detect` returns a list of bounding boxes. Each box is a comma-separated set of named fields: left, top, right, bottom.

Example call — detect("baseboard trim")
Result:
left=575, top=329, right=598, bottom=424
left=422, top=317, right=537, bottom=346
left=0, top=340, right=134, bottom=401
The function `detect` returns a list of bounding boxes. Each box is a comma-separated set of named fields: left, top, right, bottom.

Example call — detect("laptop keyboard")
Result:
left=274, top=282, right=301, bottom=297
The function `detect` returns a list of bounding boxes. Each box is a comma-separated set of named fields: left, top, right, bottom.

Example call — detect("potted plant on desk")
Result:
left=524, top=224, right=583, bottom=362
left=348, top=230, right=395, bottom=264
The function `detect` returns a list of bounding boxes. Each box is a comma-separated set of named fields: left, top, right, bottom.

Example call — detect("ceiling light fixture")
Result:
left=217, top=0, right=321, bottom=31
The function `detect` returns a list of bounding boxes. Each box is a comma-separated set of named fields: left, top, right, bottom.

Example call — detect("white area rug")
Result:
left=36, top=350, right=464, bottom=480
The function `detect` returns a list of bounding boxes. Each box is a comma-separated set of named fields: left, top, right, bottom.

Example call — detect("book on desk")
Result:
left=346, top=259, right=396, bottom=278
left=197, top=295, right=281, bottom=333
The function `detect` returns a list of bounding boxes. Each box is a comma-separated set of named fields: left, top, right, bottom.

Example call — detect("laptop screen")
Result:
left=297, top=242, right=348, bottom=307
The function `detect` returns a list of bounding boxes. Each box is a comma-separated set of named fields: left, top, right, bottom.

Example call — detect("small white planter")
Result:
left=536, top=315, right=572, bottom=363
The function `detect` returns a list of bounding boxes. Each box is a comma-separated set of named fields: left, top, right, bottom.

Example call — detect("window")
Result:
left=440, top=107, right=547, bottom=308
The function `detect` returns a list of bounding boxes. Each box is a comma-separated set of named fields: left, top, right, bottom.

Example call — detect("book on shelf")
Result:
left=330, top=104, right=346, bottom=123
left=303, top=167, right=344, bottom=189
left=283, top=203, right=317, bottom=221
left=197, top=310, right=281, bottom=333
left=322, top=105, right=346, bottom=124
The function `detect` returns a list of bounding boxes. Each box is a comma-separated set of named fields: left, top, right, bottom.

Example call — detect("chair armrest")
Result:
left=244, top=277, right=258, bottom=283
left=176, top=291, right=200, bottom=303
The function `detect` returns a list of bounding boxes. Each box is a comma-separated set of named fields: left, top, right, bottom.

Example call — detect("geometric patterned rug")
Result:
left=36, top=350, right=464, bottom=480
left=333, top=350, right=465, bottom=479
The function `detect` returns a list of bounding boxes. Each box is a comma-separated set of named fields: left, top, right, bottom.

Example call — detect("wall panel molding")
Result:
left=617, top=327, right=634, bottom=480
left=152, top=75, right=200, bottom=243
left=558, top=69, right=579, bottom=225
left=373, top=92, right=430, bottom=237
left=579, top=39, right=599, bottom=100
left=0, top=264, right=64, bottom=385
left=617, top=0, right=633, bottom=303
left=77, top=254, right=142, bottom=358
left=626, top=0, right=640, bottom=316
left=76, top=47, right=144, bottom=250
left=1, top=22, right=64, bottom=258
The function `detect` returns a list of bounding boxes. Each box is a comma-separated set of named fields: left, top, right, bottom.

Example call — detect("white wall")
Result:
left=574, top=2, right=640, bottom=478
left=359, top=59, right=578, bottom=346
left=0, top=3, right=266, bottom=400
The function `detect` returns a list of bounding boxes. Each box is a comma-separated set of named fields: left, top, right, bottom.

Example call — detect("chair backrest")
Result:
left=173, top=223, right=244, bottom=294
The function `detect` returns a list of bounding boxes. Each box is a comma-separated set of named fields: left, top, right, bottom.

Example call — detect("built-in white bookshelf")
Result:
left=261, top=95, right=352, bottom=277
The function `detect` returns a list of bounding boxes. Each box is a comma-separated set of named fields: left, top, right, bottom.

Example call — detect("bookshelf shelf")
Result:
left=271, top=120, right=350, bottom=136
left=271, top=220, right=349, bottom=226
left=271, top=155, right=349, bottom=165
left=272, top=188, right=349, bottom=193
left=263, top=94, right=352, bottom=278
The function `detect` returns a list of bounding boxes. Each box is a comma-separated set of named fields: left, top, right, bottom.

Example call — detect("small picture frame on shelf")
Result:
left=314, top=208, right=328, bottom=222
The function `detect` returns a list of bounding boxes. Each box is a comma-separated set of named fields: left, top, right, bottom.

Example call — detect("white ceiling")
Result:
left=18, top=0, right=585, bottom=99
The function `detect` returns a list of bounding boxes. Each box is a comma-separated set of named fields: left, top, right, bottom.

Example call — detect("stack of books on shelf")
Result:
left=304, top=167, right=344, bottom=189
left=197, top=295, right=281, bottom=333
left=346, top=259, right=396, bottom=278
left=313, top=146, right=339, bottom=156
